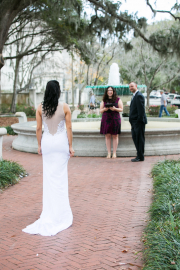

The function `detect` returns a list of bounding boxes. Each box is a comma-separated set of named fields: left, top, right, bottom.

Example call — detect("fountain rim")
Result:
left=11, top=121, right=180, bottom=135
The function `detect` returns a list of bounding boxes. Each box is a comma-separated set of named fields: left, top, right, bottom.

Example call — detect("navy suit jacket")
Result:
left=129, top=91, right=147, bottom=125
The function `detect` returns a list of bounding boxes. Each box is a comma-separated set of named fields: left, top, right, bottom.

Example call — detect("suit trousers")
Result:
left=131, top=121, right=145, bottom=160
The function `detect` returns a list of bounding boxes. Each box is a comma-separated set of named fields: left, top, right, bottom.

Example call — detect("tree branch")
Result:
left=5, top=29, right=50, bottom=46
left=146, top=0, right=180, bottom=21
left=17, top=51, right=51, bottom=93
left=149, top=59, right=166, bottom=88
left=4, top=42, right=63, bottom=60
left=154, top=70, right=180, bottom=89
left=87, top=0, right=150, bottom=43
left=140, top=42, right=148, bottom=86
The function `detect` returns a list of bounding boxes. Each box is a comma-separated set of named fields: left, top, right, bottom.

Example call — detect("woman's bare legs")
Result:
left=105, top=134, right=111, bottom=157
left=112, top=135, right=118, bottom=158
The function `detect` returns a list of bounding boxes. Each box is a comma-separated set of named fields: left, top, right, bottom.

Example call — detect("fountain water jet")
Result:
left=108, top=63, right=120, bottom=85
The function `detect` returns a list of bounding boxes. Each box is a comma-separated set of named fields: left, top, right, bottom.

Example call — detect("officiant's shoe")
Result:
left=112, top=153, right=117, bottom=159
left=131, top=157, right=144, bottom=162
left=106, top=153, right=111, bottom=159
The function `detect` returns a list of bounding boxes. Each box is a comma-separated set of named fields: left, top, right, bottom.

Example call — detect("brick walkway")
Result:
left=1, top=136, right=178, bottom=270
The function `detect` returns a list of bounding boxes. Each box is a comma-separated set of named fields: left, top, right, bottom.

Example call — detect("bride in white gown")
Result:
left=22, top=80, right=74, bottom=236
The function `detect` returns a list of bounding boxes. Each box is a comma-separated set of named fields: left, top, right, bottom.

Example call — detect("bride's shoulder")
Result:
left=63, top=103, right=71, bottom=113
left=37, top=103, right=42, bottom=113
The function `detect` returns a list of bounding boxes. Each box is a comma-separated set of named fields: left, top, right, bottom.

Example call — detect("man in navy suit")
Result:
left=129, top=82, right=147, bottom=162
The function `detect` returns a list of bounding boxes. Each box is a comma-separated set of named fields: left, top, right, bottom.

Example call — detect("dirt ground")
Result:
left=0, top=117, right=35, bottom=127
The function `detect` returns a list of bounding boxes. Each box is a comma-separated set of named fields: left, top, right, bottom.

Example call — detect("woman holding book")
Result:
left=100, top=86, right=123, bottom=159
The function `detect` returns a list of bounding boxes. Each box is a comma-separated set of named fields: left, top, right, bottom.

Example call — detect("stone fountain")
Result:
left=11, top=118, right=180, bottom=156
left=11, top=63, right=180, bottom=156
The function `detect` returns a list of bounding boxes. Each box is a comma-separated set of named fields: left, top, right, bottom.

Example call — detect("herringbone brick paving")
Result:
left=1, top=135, right=179, bottom=270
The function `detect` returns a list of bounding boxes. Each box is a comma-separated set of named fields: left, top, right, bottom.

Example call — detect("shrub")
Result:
left=148, top=105, right=160, bottom=116
left=0, top=160, right=26, bottom=189
left=87, top=113, right=101, bottom=118
left=70, top=106, right=76, bottom=114
left=167, top=105, right=178, bottom=114
left=77, top=114, right=87, bottom=118
left=0, top=126, right=17, bottom=135
left=148, top=105, right=178, bottom=117
left=24, top=106, right=36, bottom=116
left=6, top=126, right=17, bottom=135
left=123, top=105, right=130, bottom=116
left=143, top=160, right=180, bottom=269
left=122, top=113, right=129, bottom=117
left=78, top=104, right=84, bottom=111
left=16, top=104, right=36, bottom=117
left=0, top=104, right=10, bottom=114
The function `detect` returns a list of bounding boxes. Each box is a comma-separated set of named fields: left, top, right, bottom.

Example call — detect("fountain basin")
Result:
left=11, top=119, right=180, bottom=156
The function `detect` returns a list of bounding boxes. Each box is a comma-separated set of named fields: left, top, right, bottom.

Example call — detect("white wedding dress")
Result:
left=22, top=102, right=73, bottom=236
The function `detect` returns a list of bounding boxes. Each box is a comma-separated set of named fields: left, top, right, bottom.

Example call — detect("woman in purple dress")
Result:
left=100, top=86, right=123, bottom=158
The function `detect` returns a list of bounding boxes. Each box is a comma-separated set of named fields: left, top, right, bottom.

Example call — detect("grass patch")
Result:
left=143, top=160, right=180, bottom=269
left=146, top=113, right=178, bottom=118
left=0, top=160, right=27, bottom=189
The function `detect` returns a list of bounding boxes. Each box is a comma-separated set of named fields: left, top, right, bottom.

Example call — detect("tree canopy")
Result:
left=0, top=0, right=180, bottom=72
left=1, top=1, right=180, bottom=64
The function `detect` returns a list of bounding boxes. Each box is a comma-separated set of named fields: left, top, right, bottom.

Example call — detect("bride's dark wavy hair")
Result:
left=103, top=86, right=117, bottom=102
left=42, top=80, right=61, bottom=118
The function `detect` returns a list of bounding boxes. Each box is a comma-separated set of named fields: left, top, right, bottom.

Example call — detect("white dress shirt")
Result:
left=132, top=90, right=139, bottom=101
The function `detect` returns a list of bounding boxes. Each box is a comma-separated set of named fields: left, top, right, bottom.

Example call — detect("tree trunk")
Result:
left=0, top=13, right=14, bottom=55
left=71, top=54, right=74, bottom=107
left=11, top=58, right=20, bottom=113
left=0, top=70, right=1, bottom=107
left=0, top=0, right=37, bottom=66
left=86, top=65, right=90, bottom=85
left=79, top=89, right=81, bottom=106
left=147, top=86, right=150, bottom=108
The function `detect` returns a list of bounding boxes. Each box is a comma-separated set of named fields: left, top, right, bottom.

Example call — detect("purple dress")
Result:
left=100, top=97, right=121, bottom=135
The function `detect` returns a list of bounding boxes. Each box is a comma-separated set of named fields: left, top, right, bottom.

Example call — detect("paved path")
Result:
left=1, top=136, right=178, bottom=270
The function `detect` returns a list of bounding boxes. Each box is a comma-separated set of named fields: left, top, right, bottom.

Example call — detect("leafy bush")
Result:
left=87, top=113, right=101, bottom=118
left=143, top=160, right=180, bottom=269
left=77, top=114, right=87, bottom=118
left=6, top=126, right=17, bottom=135
left=0, top=104, right=10, bottom=114
left=77, top=113, right=101, bottom=118
left=148, top=105, right=160, bottom=116
left=0, top=160, right=26, bottom=189
left=78, top=104, right=84, bottom=111
left=16, top=104, right=36, bottom=116
left=148, top=105, right=178, bottom=117
left=122, top=113, right=129, bottom=117
left=123, top=105, right=130, bottom=116
left=0, top=126, right=17, bottom=135
left=167, top=105, right=178, bottom=114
